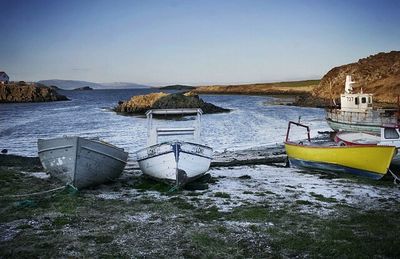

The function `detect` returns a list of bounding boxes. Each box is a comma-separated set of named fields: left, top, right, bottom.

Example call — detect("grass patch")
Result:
left=214, top=192, right=231, bottom=198
left=228, top=206, right=273, bottom=222
left=310, top=192, right=337, bottom=203
left=187, top=232, right=240, bottom=258
left=296, top=200, right=313, bottom=205
left=169, top=197, right=196, bottom=210
left=132, top=178, right=171, bottom=193
left=52, top=216, right=72, bottom=228
left=194, top=206, right=224, bottom=221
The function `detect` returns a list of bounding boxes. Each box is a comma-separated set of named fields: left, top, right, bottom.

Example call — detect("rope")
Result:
left=0, top=185, right=66, bottom=199
left=168, top=185, right=180, bottom=193
left=388, top=169, right=400, bottom=185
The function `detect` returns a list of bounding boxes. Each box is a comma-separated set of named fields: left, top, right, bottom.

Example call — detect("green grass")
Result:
left=214, top=192, right=231, bottom=198
left=310, top=192, right=338, bottom=203
left=295, top=199, right=313, bottom=205
left=194, top=206, right=225, bottom=221
left=1, top=164, right=400, bottom=258
left=273, top=79, right=321, bottom=87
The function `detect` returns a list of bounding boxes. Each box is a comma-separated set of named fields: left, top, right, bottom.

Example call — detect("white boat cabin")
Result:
left=340, top=75, right=373, bottom=112
left=380, top=126, right=400, bottom=147
left=146, top=108, right=202, bottom=146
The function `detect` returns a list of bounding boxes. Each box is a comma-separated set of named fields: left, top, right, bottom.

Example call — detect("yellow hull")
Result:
left=285, top=142, right=396, bottom=178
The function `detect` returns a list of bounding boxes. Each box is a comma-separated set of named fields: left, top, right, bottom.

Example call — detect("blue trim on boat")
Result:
left=172, top=143, right=181, bottom=162
left=288, top=157, right=384, bottom=180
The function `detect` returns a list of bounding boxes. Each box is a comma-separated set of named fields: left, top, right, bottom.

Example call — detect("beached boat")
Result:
left=326, top=75, right=398, bottom=134
left=38, top=136, right=128, bottom=189
left=334, top=126, right=400, bottom=165
left=136, top=109, right=213, bottom=187
left=284, top=121, right=396, bottom=179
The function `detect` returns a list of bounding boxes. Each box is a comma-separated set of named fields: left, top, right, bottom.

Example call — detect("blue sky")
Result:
left=0, top=0, right=399, bottom=85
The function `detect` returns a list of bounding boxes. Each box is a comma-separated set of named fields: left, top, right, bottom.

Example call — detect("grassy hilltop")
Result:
left=190, top=79, right=320, bottom=96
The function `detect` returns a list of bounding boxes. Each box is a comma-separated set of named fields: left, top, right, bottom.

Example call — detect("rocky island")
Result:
left=114, top=92, right=229, bottom=114
left=0, top=82, right=68, bottom=103
left=73, top=86, right=93, bottom=91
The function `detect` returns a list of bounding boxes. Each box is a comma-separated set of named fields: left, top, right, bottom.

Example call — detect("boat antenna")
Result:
left=345, top=75, right=354, bottom=94
left=397, top=95, right=400, bottom=126
left=329, top=80, right=337, bottom=106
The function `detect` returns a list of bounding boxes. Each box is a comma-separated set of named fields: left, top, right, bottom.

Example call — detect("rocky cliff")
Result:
left=0, top=83, right=68, bottom=103
left=114, top=92, right=229, bottom=114
left=309, top=51, right=400, bottom=106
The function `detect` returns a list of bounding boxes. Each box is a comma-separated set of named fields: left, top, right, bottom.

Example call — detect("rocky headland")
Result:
left=0, top=82, right=68, bottom=103
left=114, top=92, right=230, bottom=114
left=73, top=86, right=93, bottom=91
left=297, top=51, right=400, bottom=107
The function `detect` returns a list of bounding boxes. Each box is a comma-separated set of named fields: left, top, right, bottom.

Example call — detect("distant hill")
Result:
left=310, top=50, right=400, bottom=105
left=190, top=80, right=319, bottom=95
left=158, top=84, right=196, bottom=90
left=38, top=79, right=149, bottom=90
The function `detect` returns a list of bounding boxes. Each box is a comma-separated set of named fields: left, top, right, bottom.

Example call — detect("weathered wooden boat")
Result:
left=334, top=126, right=400, bottom=166
left=326, top=75, right=398, bottom=134
left=38, top=136, right=129, bottom=189
left=136, top=109, right=213, bottom=187
left=284, top=121, right=396, bottom=179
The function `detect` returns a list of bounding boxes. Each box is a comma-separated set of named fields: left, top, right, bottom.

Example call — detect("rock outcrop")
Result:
left=304, top=51, right=400, bottom=106
left=73, top=86, right=93, bottom=91
left=114, top=92, right=229, bottom=114
left=0, top=83, right=68, bottom=103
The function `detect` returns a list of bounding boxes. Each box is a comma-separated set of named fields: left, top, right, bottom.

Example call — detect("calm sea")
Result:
left=0, top=89, right=329, bottom=156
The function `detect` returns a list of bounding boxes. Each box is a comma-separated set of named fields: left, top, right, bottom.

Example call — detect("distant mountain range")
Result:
left=37, top=79, right=150, bottom=90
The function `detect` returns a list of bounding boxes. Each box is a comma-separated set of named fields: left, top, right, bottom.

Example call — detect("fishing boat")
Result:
left=334, top=126, right=400, bottom=165
left=284, top=121, right=396, bottom=179
left=135, top=109, right=213, bottom=187
left=38, top=136, right=129, bottom=189
left=326, top=75, right=398, bottom=134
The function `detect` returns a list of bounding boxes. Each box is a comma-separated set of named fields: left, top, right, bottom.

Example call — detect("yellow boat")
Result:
left=284, top=121, right=396, bottom=179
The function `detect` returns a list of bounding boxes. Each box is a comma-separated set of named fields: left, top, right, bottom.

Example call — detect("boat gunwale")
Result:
left=284, top=141, right=395, bottom=149
left=136, top=142, right=213, bottom=162
left=135, top=141, right=213, bottom=154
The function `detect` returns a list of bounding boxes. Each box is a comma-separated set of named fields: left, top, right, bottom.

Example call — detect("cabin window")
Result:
left=384, top=128, right=399, bottom=139
left=355, top=97, right=359, bottom=105
left=368, top=97, right=372, bottom=103
left=361, top=97, right=366, bottom=103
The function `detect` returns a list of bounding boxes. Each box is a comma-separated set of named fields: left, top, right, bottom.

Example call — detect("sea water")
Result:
left=0, top=89, right=329, bottom=156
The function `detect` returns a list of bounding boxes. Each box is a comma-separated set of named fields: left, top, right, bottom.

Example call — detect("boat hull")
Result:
left=38, top=137, right=128, bottom=189
left=326, top=109, right=397, bottom=134
left=326, top=118, right=381, bottom=134
left=284, top=142, right=396, bottom=179
left=136, top=141, right=212, bottom=186
left=334, top=131, right=400, bottom=166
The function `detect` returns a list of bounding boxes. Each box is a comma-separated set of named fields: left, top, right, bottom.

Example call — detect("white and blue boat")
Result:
left=135, top=109, right=213, bottom=187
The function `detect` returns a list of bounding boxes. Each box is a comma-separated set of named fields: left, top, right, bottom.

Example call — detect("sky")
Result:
left=0, top=0, right=399, bottom=86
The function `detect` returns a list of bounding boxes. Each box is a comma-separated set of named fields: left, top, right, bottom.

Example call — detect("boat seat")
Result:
left=156, top=127, right=196, bottom=136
